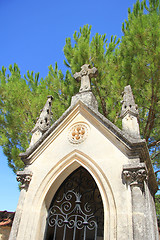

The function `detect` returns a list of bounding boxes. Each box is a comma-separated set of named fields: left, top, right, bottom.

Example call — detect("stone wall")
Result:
left=0, top=226, right=11, bottom=240
left=0, top=211, right=14, bottom=240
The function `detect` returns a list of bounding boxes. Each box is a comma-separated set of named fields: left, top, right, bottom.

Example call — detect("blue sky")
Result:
left=0, top=0, right=137, bottom=211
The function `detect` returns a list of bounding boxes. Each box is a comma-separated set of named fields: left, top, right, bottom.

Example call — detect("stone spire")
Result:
left=29, top=95, right=53, bottom=147
left=71, top=64, right=98, bottom=110
left=120, top=85, right=140, bottom=139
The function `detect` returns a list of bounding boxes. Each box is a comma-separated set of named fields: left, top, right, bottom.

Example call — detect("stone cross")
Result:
left=74, top=64, right=98, bottom=92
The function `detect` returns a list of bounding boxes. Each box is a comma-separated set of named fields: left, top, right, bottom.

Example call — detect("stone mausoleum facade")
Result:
left=9, top=64, right=159, bottom=239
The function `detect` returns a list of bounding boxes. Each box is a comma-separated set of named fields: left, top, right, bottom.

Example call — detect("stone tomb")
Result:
left=9, top=65, right=158, bottom=240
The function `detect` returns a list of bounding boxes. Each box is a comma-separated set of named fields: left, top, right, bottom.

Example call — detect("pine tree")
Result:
left=63, top=24, right=121, bottom=122
left=0, top=63, right=70, bottom=173
left=117, top=0, right=160, bottom=172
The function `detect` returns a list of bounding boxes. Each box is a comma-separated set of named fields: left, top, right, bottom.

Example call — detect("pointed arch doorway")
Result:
left=44, top=167, right=104, bottom=240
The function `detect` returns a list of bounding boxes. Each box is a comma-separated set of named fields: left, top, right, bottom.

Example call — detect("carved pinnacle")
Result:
left=120, top=85, right=139, bottom=118
left=32, top=95, right=53, bottom=134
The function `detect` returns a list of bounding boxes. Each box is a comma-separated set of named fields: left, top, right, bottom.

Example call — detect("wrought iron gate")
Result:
left=45, top=167, right=104, bottom=240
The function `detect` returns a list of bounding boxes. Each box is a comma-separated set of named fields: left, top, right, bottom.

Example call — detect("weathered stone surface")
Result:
left=121, top=85, right=139, bottom=118
left=16, top=170, right=32, bottom=190
left=11, top=66, right=158, bottom=240
left=71, top=91, right=98, bottom=110
left=122, top=163, right=159, bottom=240
left=8, top=189, right=26, bottom=240
left=122, top=163, right=147, bottom=189
left=74, top=64, right=98, bottom=92
left=19, top=100, right=157, bottom=195
left=123, top=163, right=147, bottom=239
left=29, top=95, right=53, bottom=147
left=121, top=85, right=140, bottom=139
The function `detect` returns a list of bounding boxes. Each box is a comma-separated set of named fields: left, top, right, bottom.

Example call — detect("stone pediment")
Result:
left=19, top=100, right=139, bottom=161
left=19, top=100, right=157, bottom=194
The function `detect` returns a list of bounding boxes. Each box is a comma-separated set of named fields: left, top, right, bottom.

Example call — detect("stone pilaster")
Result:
left=122, top=163, right=148, bottom=240
left=9, top=189, right=26, bottom=240
left=9, top=170, right=33, bottom=240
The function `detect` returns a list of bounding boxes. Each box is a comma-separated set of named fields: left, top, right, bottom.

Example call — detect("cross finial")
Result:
left=74, top=64, right=98, bottom=92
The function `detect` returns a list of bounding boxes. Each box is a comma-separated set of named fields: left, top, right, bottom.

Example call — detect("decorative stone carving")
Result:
left=120, top=85, right=139, bottom=118
left=120, top=85, right=140, bottom=138
left=68, top=123, right=89, bottom=144
left=16, top=170, right=32, bottom=190
left=123, top=169, right=147, bottom=186
left=74, top=64, right=98, bottom=92
left=29, top=95, right=53, bottom=147
left=122, top=163, right=147, bottom=189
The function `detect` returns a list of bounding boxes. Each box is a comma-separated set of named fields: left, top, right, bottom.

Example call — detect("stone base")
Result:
left=71, top=91, right=98, bottom=111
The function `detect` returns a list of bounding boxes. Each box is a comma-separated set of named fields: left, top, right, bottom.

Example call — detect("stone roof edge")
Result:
left=19, top=102, right=76, bottom=160
left=19, top=100, right=157, bottom=193
left=87, top=105, right=157, bottom=194
left=19, top=100, right=142, bottom=160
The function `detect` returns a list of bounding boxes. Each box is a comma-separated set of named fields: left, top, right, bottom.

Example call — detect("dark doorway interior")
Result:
left=44, top=167, right=104, bottom=240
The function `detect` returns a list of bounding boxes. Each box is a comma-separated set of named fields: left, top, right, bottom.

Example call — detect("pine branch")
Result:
left=148, top=140, right=160, bottom=149
left=143, top=75, right=156, bottom=142
left=94, top=78, right=107, bottom=117
left=151, top=151, right=160, bottom=160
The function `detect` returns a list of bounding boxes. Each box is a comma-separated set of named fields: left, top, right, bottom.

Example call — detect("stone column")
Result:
left=122, top=163, right=147, bottom=240
left=9, top=170, right=32, bottom=240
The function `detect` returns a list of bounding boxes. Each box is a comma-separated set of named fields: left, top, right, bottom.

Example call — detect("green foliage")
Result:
left=63, top=1, right=160, bottom=187
left=0, top=63, right=71, bottom=173
left=119, top=0, right=160, bottom=170
left=64, top=24, right=121, bottom=121
left=155, top=194, right=160, bottom=222
left=117, top=0, right=160, bottom=212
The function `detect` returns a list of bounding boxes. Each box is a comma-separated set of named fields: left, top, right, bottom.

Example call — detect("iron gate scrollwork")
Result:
left=45, top=167, right=104, bottom=240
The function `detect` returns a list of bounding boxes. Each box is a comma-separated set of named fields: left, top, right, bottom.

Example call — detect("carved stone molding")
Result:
left=16, top=170, right=33, bottom=190
left=122, top=163, right=147, bottom=189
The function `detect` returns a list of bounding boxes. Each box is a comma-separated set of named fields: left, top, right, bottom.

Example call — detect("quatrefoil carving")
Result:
left=68, top=123, right=89, bottom=144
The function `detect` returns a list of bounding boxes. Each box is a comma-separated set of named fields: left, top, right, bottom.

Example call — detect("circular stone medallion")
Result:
left=68, top=122, right=89, bottom=144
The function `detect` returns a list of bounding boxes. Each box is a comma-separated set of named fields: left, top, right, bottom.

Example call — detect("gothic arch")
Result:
left=44, top=166, right=104, bottom=240
left=28, top=150, right=117, bottom=240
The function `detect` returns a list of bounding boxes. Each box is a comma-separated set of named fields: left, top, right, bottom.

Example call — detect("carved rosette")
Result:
left=122, top=164, right=147, bottom=190
left=68, top=122, right=89, bottom=144
left=16, top=171, right=33, bottom=190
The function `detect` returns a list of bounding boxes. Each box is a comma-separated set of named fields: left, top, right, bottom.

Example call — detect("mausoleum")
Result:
left=9, top=64, right=159, bottom=240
